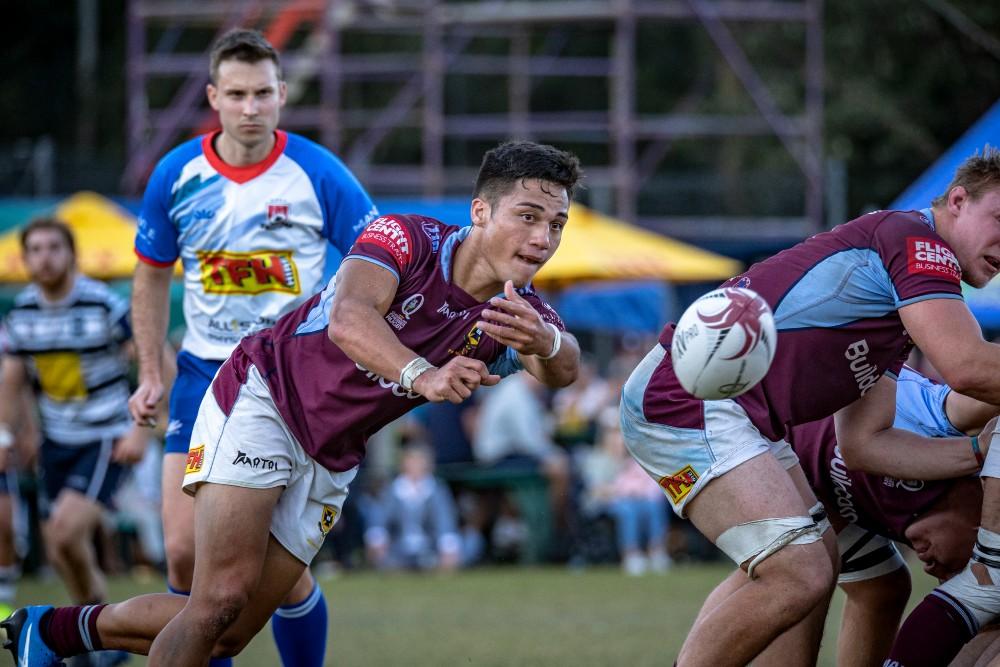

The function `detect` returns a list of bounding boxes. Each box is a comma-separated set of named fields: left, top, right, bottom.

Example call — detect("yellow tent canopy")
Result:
left=0, top=191, right=180, bottom=282
left=533, top=204, right=742, bottom=288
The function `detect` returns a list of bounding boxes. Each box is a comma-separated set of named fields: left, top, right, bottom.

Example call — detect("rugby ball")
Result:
left=670, top=287, right=777, bottom=400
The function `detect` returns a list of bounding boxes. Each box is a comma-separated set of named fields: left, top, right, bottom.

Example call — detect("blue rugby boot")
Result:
left=2, top=606, right=64, bottom=667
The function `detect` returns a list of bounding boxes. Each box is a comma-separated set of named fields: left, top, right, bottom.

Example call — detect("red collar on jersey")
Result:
left=202, top=129, right=288, bottom=184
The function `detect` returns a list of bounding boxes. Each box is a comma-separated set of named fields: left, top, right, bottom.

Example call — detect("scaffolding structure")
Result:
left=125, top=0, right=824, bottom=240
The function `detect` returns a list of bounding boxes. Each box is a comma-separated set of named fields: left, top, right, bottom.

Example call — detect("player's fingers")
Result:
left=480, top=308, right=523, bottom=328
left=481, top=373, right=502, bottom=386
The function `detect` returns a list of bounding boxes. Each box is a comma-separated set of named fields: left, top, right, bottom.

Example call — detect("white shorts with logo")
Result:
left=183, top=364, right=358, bottom=564
left=620, top=344, right=798, bottom=518
left=836, top=523, right=906, bottom=584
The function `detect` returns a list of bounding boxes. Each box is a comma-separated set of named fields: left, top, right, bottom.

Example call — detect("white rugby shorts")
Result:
left=836, top=523, right=906, bottom=584
left=620, top=344, right=797, bottom=517
left=182, top=363, right=358, bottom=564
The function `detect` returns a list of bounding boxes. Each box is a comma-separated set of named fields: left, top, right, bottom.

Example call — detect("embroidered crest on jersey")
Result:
left=659, top=464, right=699, bottom=504
left=197, top=250, right=301, bottom=295
left=450, top=325, right=484, bottom=357
left=185, top=445, right=205, bottom=475
left=906, top=237, right=961, bottom=282
left=264, top=199, right=291, bottom=230
left=357, top=217, right=413, bottom=267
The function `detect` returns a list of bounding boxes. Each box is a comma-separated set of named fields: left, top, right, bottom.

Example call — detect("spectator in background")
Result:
left=473, top=371, right=572, bottom=557
left=552, top=355, right=610, bottom=447
left=580, top=407, right=670, bottom=575
left=363, top=443, right=462, bottom=571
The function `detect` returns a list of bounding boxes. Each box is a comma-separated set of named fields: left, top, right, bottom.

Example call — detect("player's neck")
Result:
left=451, top=238, right=502, bottom=302
left=214, top=131, right=276, bottom=167
left=37, top=270, right=76, bottom=303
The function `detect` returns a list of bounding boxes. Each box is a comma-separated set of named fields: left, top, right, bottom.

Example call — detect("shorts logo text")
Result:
left=231, top=450, right=278, bottom=471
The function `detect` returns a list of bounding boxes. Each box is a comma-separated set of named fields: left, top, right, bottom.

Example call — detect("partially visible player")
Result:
left=5, top=140, right=583, bottom=666
left=621, top=146, right=1000, bottom=666
left=0, top=218, right=145, bottom=667
left=791, top=366, right=994, bottom=666
left=126, top=28, right=377, bottom=667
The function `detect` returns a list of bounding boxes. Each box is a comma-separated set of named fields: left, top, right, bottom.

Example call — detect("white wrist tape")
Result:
left=0, top=424, right=12, bottom=450
left=538, top=323, right=562, bottom=360
left=399, top=356, right=436, bottom=392
left=936, top=528, right=1000, bottom=628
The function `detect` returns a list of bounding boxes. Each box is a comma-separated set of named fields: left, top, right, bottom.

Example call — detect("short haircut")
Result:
left=209, top=28, right=282, bottom=83
left=932, top=145, right=1000, bottom=207
left=473, top=141, right=584, bottom=206
left=20, top=217, right=75, bottom=256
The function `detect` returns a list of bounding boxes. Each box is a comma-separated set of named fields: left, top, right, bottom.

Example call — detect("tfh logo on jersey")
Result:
left=263, top=199, right=291, bottom=230
left=198, top=250, right=301, bottom=295
left=659, top=465, right=699, bottom=504
left=906, top=237, right=961, bottom=282
left=357, top=216, right=413, bottom=267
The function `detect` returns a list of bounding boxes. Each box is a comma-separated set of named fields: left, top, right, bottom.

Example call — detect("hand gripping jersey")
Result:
left=211, top=214, right=566, bottom=472
left=4, top=276, right=132, bottom=445
left=791, top=366, right=965, bottom=544
left=643, top=209, right=963, bottom=441
left=135, top=130, right=378, bottom=360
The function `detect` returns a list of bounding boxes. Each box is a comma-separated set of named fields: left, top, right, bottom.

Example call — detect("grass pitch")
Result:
left=13, top=563, right=935, bottom=666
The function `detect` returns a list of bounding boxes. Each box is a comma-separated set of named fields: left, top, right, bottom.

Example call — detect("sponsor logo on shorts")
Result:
left=319, top=505, right=337, bottom=536
left=185, top=445, right=205, bottom=475
left=356, top=216, right=413, bottom=267
left=197, top=250, right=300, bottom=295
left=906, top=237, right=961, bottom=282
left=231, top=450, right=278, bottom=471
left=658, top=464, right=699, bottom=504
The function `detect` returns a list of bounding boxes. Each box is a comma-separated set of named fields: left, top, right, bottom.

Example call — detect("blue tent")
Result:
left=891, top=98, right=1000, bottom=211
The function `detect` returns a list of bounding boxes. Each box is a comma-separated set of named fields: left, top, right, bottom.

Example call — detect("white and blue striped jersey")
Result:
left=4, top=275, right=132, bottom=445
left=135, top=130, right=378, bottom=360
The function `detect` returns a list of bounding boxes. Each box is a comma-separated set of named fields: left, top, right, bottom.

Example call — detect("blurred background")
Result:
left=2, top=2, right=1000, bottom=659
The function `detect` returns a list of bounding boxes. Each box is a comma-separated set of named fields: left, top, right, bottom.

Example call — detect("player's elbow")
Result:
left=836, top=434, right=867, bottom=470
left=326, top=301, right=354, bottom=347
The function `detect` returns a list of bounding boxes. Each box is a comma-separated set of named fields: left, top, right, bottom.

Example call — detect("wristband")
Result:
left=972, top=435, right=985, bottom=468
left=0, top=424, right=12, bottom=450
left=400, top=356, right=436, bottom=392
left=538, top=323, right=562, bottom=360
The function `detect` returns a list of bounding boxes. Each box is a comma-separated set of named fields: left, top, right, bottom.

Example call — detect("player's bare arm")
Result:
left=835, top=375, right=984, bottom=478
left=328, top=258, right=499, bottom=403
left=945, top=389, right=1000, bottom=436
left=0, top=355, right=28, bottom=472
left=128, top=261, right=174, bottom=426
left=901, top=297, right=1000, bottom=404
left=477, top=280, right=579, bottom=388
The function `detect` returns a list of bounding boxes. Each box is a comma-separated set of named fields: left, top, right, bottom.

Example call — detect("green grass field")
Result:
left=13, top=563, right=936, bottom=666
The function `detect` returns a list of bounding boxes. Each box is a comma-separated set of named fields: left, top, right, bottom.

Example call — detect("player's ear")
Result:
left=206, top=83, right=219, bottom=110
left=278, top=80, right=288, bottom=107
left=470, top=198, right=489, bottom=229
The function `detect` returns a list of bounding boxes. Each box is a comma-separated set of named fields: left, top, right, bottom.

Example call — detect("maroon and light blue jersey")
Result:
left=792, top=366, right=966, bottom=544
left=641, top=209, right=964, bottom=441
left=210, top=214, right=565, bottom=472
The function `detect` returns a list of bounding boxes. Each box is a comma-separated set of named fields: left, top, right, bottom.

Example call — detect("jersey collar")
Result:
left=202, top=130, right=287, bottom=184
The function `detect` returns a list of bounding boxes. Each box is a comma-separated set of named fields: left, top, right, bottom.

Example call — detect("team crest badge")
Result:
left=658, top=464, right=699, bottom=504
left=185, top=445, right=205, bottom=475
left=318, top=505, right=337, bottom=536
left=264, top=199, right=291, bottom=229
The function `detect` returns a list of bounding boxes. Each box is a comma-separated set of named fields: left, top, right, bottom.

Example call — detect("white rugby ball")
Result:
left=670, top=287, right=777, bottom=400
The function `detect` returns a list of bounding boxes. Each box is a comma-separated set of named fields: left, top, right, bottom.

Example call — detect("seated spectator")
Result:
left=363, top=443, right=462, bottom=572
left=552, top=356, right=610, bottom=447
left=473, top=372, right=572, bottom=556
left=580, top=407, right=671, bottom=575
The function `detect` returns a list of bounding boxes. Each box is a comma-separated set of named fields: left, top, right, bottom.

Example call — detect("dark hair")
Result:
left=209, top=29, right=282, bottom=83
left=932, top=145, right=1000, bottom=207
left=473, top=141, right=584, bottom=206
left=20, top=217, right=75, bottom=256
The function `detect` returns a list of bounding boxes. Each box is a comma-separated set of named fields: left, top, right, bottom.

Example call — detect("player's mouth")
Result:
left=515, top=253, right=544, bottom=267
left=986, top=255, right=1000, bottom=274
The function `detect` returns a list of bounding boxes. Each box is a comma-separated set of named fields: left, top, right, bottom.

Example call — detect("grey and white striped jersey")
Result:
left=4, top=275, right=132, bottom=445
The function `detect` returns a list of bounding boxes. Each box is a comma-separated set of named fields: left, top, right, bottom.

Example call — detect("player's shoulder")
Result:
left=281, top=131, right=350, bottom=173
left=152, top=135, right=205, bottom=178
left=10, top=284, right=41, bottom=309
left=862, top=208, right=945, bottom=243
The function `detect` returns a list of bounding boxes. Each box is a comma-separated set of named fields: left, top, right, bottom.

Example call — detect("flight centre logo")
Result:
left=197, top=250, right=301, bottom=295
left=906, top=237, right=961, bottom=282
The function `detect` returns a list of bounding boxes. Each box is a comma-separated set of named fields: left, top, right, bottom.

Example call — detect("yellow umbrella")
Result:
left=533, top=204, right=742, bottom=288
left=0, top=191, right=180, bottom=282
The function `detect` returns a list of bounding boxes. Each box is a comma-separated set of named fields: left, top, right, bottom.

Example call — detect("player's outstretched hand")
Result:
left=112, top=426, right=149, bottom=464
left=477, top=281, right=556, bottom=357
left=129, top=378, right=164, bottom=428
left=412, top=356, right=500, bottom=403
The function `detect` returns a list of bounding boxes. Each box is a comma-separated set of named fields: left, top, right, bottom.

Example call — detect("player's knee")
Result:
left=163, top=533, right=197, bottom=583
left=190, top=588, right=250, bottom=645
left=212, top=630, right=253, bottom=659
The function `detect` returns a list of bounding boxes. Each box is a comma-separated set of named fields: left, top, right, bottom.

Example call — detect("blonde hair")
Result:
left=932, top=145, right=1000, bottom=207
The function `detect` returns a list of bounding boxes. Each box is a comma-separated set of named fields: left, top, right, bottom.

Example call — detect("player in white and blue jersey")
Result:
left=125, top=28, right=376, bottom=667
